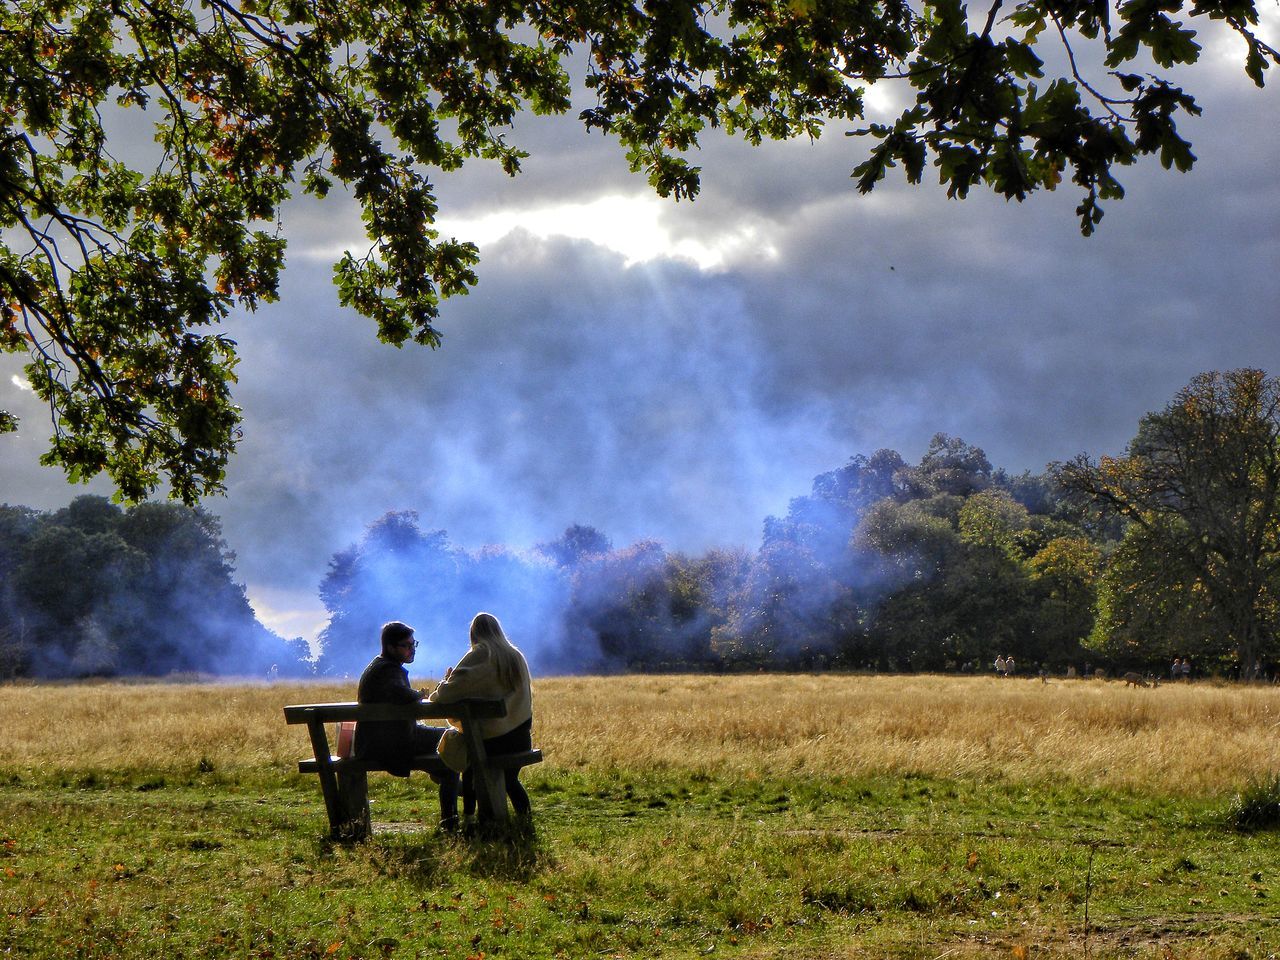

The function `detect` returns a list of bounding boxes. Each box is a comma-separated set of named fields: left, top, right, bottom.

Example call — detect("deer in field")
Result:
left=1122, top=671, right=1157, bottom=688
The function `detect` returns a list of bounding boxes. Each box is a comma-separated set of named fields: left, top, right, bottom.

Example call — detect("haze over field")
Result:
left=1, top=17, right=1276, bottom=648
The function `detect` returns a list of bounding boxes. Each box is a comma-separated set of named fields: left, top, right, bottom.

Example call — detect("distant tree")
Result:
left=726, top=450, right=907, bottom=667
left=0, top=495, right=296, bottom=677
left=0, top=625, right=31, bottom=680
left=1025, top=535, right=1102, bottom=667
left=13, top=521, right=148, bottom=667
left=461, top=545, right=572, bottom=670
left=0, top=505, right=41, bottom=674
left=4, top=0, right=1274, bottom=498
left=996, top=470, right=1058, bottom=516
left=317, top=511, right=468, bottom=676
left=317, top=511, right=571, bottom=675
left=1085, top=524, right=1221, bottom=666
left=957, top=488, right=1033, bottom=560
left=117, top=501, right=290, bottom=675
left=900, top=434, right=994, bottom=499
left=860, top=492, right=1040, bottom=670
left=853, top=494, right=964, bottom=668
left=670, top=548, right=752, bottom=668
left=716, top=538, right=854, bottom=668
left=854, top=477, right=1097, bottom=671
left=535, top=524, right=613, bottom=569
left=52, top=495, right=127, bottom=535
left=858, top=493, right=965, bottom=580
left=765, top=449, right=907, bottom=565
left=565, top=540, right=672, bottom=671
left=1057, top=370, right=1280, bottom=674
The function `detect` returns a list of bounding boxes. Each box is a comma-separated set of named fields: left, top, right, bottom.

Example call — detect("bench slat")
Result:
left=297, top=749, right=542, bottom=776
left=298, top=755, right=449, bottom=775
left=483, top=750, right=543, bottom=770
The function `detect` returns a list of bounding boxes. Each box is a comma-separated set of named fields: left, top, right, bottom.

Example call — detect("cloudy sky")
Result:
left=2, top=16, right=1277, bottom=645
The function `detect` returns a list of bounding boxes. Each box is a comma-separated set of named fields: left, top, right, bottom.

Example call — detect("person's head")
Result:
left=468, top=612, right=527, bottom=691
left=469, top=612, right=508, bottom=649
left=380, top=620, right=417, bottom=663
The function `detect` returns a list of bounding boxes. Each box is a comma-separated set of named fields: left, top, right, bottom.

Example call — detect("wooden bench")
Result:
left=283, top=699, right=542, bottom=840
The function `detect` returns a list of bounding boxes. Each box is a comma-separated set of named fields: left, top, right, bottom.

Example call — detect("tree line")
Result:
left=317, top=370, right=1280, bottom=681
left=314, top=437, right=1104, bottom=677
left=4, top=368, right=1277, bottom=680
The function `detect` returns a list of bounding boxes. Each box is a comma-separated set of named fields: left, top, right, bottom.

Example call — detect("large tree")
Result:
left=0, top=494, right=301, bottom=676
left=2, top=0, right=1275, bottom=500
left=1056, top=369, right=1280, bottom=674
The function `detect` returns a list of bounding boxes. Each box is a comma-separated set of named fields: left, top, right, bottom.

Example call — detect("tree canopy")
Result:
left=1056, top=369, right=1280, bottom=672
left=1, top=0, right=1275, bottom=501
left=15, top=371, right=1280, bottom=680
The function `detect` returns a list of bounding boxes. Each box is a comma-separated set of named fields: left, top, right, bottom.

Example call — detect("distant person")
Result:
left=355, top=621, right=461, bottom=830
left=994, top=655, right=1006, bottom=677
left=1181, top=658, right=1191, bottom=682
left=1005, top=656, right=1016, bottom=676
left=1171, top=658, right=1182, bottom=681
left=430, top=612, right=534, bottom=822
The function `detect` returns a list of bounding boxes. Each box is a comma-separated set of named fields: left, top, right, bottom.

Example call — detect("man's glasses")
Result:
left=399, top=639, right=418, bottom=649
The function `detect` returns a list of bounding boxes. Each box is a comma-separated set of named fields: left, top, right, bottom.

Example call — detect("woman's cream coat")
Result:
left=428, top=643, right=533, bottom=740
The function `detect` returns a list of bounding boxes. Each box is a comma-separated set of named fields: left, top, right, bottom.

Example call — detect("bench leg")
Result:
left=304, top=720, right=347, bottom=837
left=474, top=763, right=507, bottom=825
left=334, top=770, right=371, bottom=841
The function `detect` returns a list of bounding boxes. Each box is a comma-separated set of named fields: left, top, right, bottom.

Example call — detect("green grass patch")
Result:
left=1224, top=775, right=1280, bottom=833
left=2, top=766, right=1279, bottom=958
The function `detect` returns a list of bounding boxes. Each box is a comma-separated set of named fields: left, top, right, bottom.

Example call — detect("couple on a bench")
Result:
left=354, top=612, right=533, bottom=831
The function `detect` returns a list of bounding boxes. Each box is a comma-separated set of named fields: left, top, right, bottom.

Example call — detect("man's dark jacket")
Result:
left=354, top=655, right=424, bottom=777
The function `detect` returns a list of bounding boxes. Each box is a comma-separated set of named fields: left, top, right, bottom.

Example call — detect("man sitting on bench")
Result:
left=355, top=620, right=461, bottom=831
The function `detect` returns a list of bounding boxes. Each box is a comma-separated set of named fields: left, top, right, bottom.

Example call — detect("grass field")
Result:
left=2, top=674, right=1280, bottom=958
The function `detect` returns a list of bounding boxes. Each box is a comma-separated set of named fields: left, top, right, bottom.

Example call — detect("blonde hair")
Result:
left=469, top=612, right=529, bottom=692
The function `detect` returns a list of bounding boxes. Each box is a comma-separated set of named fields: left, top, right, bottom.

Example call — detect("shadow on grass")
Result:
left=317, top=820, right=549, bottom=884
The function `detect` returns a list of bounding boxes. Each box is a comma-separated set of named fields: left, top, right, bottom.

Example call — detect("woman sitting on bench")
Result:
left=429, top=612, right=534, bottom=819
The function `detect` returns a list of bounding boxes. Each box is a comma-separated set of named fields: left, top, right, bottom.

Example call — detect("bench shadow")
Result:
left=317, top=821, right=546, bottom=884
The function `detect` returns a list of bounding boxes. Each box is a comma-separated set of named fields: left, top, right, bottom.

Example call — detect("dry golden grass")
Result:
left=3, top=673, right=1279, bottom=793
